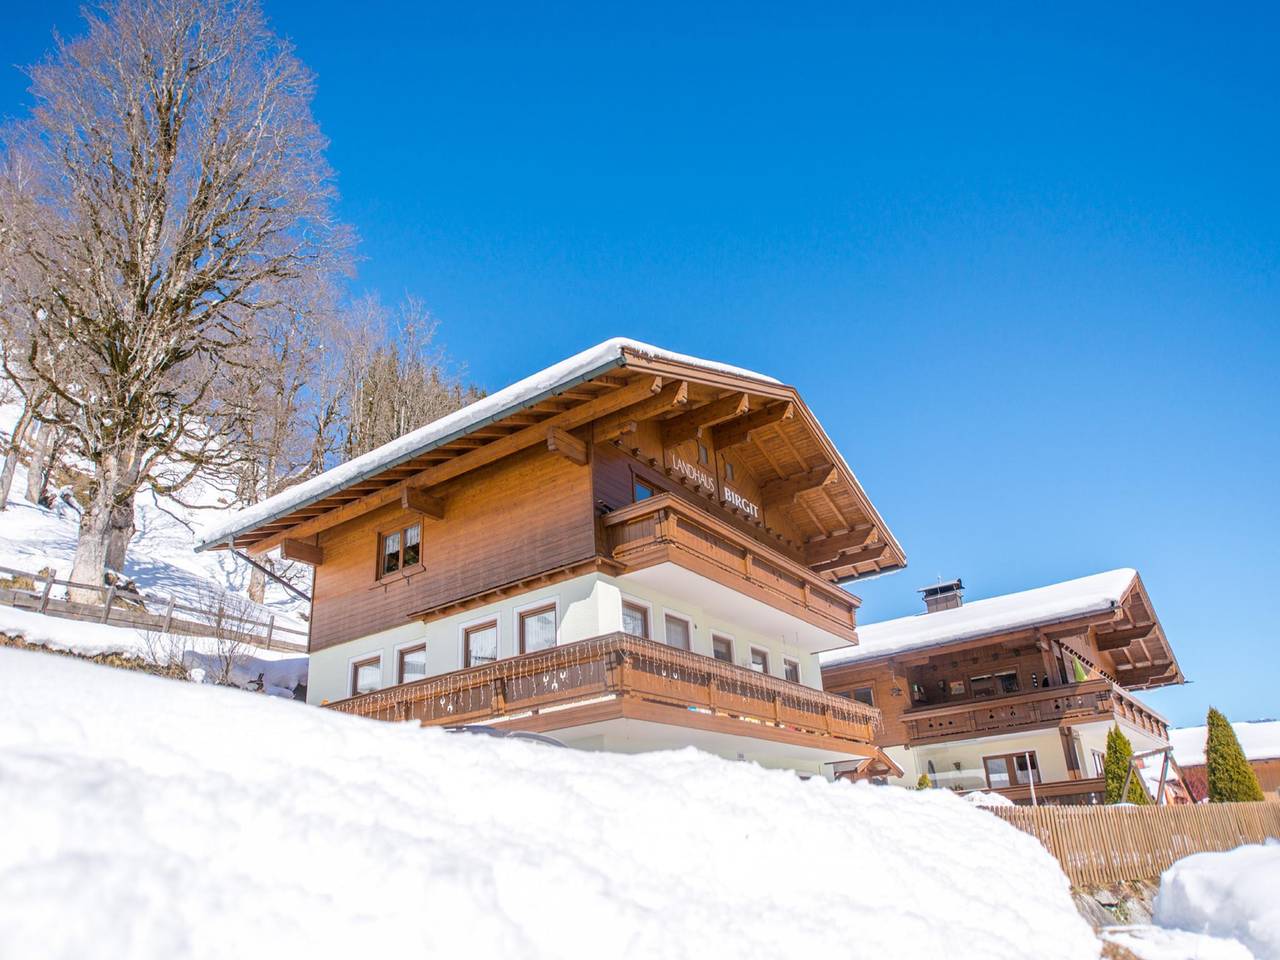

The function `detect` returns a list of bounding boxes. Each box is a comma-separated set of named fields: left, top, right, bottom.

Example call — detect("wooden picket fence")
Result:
left=987, top=802, right=1280, bottom=886
left=0, top=563, right=308, bottom=653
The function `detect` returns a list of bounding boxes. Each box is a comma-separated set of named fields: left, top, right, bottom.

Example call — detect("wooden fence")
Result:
left=988, top=802, right=1280, bottom=886
left=0, top=563, right=308, bottom=654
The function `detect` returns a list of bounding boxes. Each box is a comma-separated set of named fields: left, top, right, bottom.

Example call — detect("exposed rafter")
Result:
left=803, top=525, right=876, bottom=566
left=546, top=426, right=588, bottom=466
left=595, top=380, right=690, bottom=443
left=402, top=487, right=446, bottom=520
left=659, top=392, right=750, bottom=447
left=760, top=463, right=836, bottom=510
left=711, top=401, right=795, bottom=450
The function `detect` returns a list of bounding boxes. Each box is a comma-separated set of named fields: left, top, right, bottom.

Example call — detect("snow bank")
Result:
left=196, top=337, right=781, bottom=550
left=1171, top=719, right=1280, bottom=766
left=824, top=569, right=1136, bottom=666
left=0, top=605, right=306, bottom=697
left=0, top=647, right=1099, bottom=960
left=1102, top=926, right=1252, bottom=960
left=965, top=790, right=1015, bottom=808
left=1154, top=842, right=1280, bottom=959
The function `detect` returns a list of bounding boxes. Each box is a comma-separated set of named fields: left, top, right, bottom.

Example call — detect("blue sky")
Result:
left=4, top=3, right=1277, bottom=727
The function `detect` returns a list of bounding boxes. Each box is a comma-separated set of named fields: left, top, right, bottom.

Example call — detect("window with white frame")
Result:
left=712, top=635, right=733, bottom=663
left=465, top=620, right=498, bottom=667
left=783, top=658, right=801, bottom=683
left=622, top=601, right=650, bottom=639
left=397, top=644, right=426, bottom=683
left=663, top=614, right=691, bottom=651
left=519, top=604, right=557, bottom=653
left=351, top=655, right=381, bottom=695
left=750, top=648, right=769, bottom=674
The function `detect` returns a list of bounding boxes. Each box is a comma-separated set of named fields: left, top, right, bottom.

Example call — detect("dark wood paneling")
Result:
left=310, top=445, right=594, bottom=652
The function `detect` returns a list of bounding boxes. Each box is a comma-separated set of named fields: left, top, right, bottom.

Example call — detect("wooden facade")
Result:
left=822, top=572, right=1182, bottom=803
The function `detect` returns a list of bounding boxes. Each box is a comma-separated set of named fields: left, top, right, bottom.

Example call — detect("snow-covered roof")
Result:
left=1169, top=719, right=1280, bottom=767
left=195, top=338, right=778, bottom=551
left=822, top=569, right=1138, bottom=668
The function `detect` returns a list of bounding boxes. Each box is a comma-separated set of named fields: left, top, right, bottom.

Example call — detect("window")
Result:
left=519, top=605, right=557, bottom=653
left=379, top=522, right=422, bottom=578
left=712, top=635, right=734, bottom=663
left=724, top=461, right=735, bottom=482
left=397, top=644, right=426, bottom=684
left=850, top=685, right=875, bottom=707
left=750, top=648, right=769, bottom=674
left=1091, top=749, right=1106, bottom=777
left=622, top=601, right=650, bottom=639
left=970, top=674, right=996, bottom=698
left=351, top=655, right=381, bottom=696
left=663, top=614, right=691, bottom=651
left=997, top=670, right=1020, bottom=694
left=633, top=478, right=655, bottom=502
left=698, top=443, right=709, bottom=465
left=783, top=659, right=801, bottom=683
left=983, top=752, right=1041, bottom=790
left=465, top=620, right=498, bottom=667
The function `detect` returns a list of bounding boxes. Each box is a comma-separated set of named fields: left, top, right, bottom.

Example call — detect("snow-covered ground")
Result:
left=0, top=401, right=307, bottom=623
left=0, top=647, right=1105, bottom=960
left=1152, top=842, right=1280, bottom=959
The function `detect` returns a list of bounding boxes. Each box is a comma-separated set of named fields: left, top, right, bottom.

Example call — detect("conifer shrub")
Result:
left=1205, top=707, right=1265, bottom=802
left=1103, top=725, right=1149, bottom=804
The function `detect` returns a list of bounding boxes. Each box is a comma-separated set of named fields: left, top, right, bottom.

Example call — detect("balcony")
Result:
left=602, top=493, right=859, bottom=642
left=327, top=632, right=883, bottom=757
left=902, top=680, right=1168, bottom=746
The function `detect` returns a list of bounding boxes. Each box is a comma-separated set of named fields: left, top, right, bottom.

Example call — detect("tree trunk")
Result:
left=0, top=402, right=35, bottom=511
left=69, top=457, right=139, bottom=603
left=24, top=421, right=57, bottom=504
left=105, top=492, right=136, bottom=574
left=248, top=566, right=266, bottom=605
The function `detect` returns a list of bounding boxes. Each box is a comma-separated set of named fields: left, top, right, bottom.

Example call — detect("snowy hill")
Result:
left=0, top=647, right=1103, bottom=960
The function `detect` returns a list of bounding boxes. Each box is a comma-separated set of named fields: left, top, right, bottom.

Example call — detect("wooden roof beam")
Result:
left=760, top=463, right=837, bottom=510
left=804, top=525, right=876, bottom=566
left=546, top=426, right=589, bottom=466
left=402, top=487, right=445, bottom=520
left=246, top=376, right=666, bottom=555
left=659, top=392, right=750, bottom=447
left=810, top=541, right=889, bottom=574
left=1096, top=625, right=1158, bottom=652
left=595, top=380, right=689, bottom=443
left=713, top=402, right=795, bottom=451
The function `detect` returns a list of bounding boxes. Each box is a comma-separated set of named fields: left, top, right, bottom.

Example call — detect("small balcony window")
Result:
left=351, top=656, right=382, bottom=696
left=750, top=648, right=769, bottom=674
left=520, top=605, right=557, bottom=653
left=850, top=685, right=875, bottom=707
left=465, top=621, right=498, bottom=666
left=397, top=644, right=427, bottom=683
left=712, top=635, right=734, bottom=663
left=622, top=601, right=650, bottom=639
left=663, top=614, right=691, bottom=651
left=783, top=659, right=801, bottom=683
left=633, top=478, right=655, bottom=502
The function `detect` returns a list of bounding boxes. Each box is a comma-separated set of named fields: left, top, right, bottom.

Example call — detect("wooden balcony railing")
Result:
left=602, top=494, right=859, bottom=641
left=327, top=632, right=882, bottom=749
left=902, top=679, right=1167, bottom=745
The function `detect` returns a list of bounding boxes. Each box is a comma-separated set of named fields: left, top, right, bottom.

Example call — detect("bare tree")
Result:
left=0, top=0, right=351, bottom=599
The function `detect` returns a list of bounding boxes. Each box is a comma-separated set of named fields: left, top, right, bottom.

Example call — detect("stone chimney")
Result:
left=919, top=579, right=963, bottom=614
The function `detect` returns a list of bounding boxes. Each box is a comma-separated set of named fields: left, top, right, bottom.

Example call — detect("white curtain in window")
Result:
left=521, top=608, right=557, bottom=652
left=664, top=615, right=690, bottom=651
left=467, top=624, right=498, bottom=665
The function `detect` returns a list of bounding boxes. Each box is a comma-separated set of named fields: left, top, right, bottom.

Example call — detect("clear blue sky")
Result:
left=4, top=3, right=1277, bottom=727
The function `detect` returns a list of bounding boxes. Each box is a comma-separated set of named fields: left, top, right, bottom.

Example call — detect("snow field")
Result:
left=1153, top=842, right=1280, bottom=959
left=0, top=647, right=1101, bottom=960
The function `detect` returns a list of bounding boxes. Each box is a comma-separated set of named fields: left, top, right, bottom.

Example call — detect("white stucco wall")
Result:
left=307, top=569, right=841, bottom=705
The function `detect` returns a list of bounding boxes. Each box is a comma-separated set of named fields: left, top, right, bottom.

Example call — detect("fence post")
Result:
left=38, top=573, right=54, bottom=613
left=100, top=585, right=116, bottom=624
left=264, top=614, right=275, bottom=649
left=161, top=596, right=176, bottom=634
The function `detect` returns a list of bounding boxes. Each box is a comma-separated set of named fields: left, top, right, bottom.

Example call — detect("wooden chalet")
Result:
left=821, top=570, right=1184, bottom=802
left=198, top=339, right=907, bottom=778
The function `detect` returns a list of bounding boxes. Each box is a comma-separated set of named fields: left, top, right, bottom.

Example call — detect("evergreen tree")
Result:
left=1205, top=708, right=1264, bottom=802
left=916, top=774, right=932, bottom=790
left=1103, top=725, right=1150, bottom=804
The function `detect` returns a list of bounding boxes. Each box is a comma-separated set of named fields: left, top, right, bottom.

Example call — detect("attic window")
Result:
left=379, top=522, right=422, bottom=578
